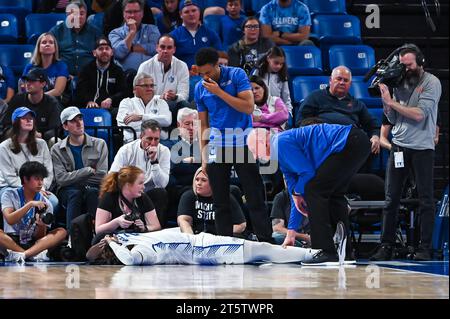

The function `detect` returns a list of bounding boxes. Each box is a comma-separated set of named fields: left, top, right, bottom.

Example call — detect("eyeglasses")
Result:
left=136, top=84, right=156, bottom=88
left=245, top=25, right=260, bottom=30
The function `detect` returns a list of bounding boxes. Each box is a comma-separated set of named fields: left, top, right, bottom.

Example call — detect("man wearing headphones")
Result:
left=371, top=44, right=442, bottom=261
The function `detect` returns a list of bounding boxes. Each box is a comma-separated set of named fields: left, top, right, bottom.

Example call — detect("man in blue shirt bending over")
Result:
left=248, top=119, right=371, bottom=265
left=194, top=47, right=272, bottom=243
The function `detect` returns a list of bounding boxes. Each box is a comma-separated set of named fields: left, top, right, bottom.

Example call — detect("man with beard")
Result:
left=370, top=44, right=441, bottom=261
left=76, top=36, right=127, bottom=118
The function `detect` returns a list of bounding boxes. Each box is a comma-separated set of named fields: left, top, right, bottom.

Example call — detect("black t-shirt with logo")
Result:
left=177, top=190, right=245, bottom=234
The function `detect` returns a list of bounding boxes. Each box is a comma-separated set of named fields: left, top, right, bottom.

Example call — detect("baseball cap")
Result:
left=179, top=0, right=201, bottom=11
left=60, top=106, right=82, bottom=123
left=21, top=67, right=49, bottom=83
left=11, top=107, right=36, bottom=122
left=95, top=36, right=112, bottom=50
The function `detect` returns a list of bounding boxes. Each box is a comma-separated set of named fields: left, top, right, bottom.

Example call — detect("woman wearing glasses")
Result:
left=227, top=17, right=274, bottom=75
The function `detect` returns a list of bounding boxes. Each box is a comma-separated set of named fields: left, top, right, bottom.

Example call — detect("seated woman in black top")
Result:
left=177, top=167, right=246, bottom=235
left=95, top=166, right=161, bottom=239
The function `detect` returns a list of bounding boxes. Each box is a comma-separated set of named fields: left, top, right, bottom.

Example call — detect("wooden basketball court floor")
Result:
left=0, top=260, right=448, bottom=299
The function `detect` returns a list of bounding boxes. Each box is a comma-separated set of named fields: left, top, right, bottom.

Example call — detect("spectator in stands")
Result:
left=156, top=0, right=182, bottom=34
left=299, top=66, right=381, bottom=155
left=371, top=45, right=441, bottom=261
left=22, top=33, right=69, bottom=100
left=116, top=73, right=172, bottom=143
left=137, top=35, right=191, bottom=129
left=260, top=0, right=314, bottom=46
left=220, top=0, right=246, bottom=49
left=228, top=17, right=274, bottom=75
left=51, top=107, right=108, bottom=231
left=250, top=75, right=288, bottom=133
left=2, top=68, right=61, bottom=143
left=0, top=161, right=66, bottom=263
left=50, top=0, right=103, bottom=76
left=37, top=0, right=71, bottom=13
left=0, top=107, right=58, bottom=214
left=253, top=46, right=293, bottom=115
left=103, top=0, right=155, bottom=35
left=94, top=166, right=161, bottom=240
left=194, top=47, right=273, bottom=243
left=248, top=121, right=371, bottom=264
left=177, top=167, right=246, bottom=235
left=110, top=120, right=170, bottom=227
left=271, top=188, right=310, bottom=247
left=76, top=36, right=127, bottom=117
left=91, top=0, right=114, bottom=12
left=170, top=0, right=223, bottom=69
left=109, top=0, right=161, bottom=72
left=0, top=65, right=15, bottom=104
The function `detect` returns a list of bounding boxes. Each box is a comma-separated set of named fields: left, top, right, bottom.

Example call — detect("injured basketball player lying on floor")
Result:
left=86, top=228, right=322, bottom=266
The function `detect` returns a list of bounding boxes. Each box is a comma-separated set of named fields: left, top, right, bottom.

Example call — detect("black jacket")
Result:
left=76, top=60, right=127, bottom=108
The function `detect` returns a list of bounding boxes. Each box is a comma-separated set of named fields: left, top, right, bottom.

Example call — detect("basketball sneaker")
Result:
left=5, top=249, right=25, bottom=263
left=30, top=249, right=50, bottom=262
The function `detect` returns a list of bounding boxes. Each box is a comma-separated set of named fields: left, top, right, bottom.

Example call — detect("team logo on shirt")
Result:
left=201, top=37, right=208, bottom=43
left=169, top=76, right=175, bottom=83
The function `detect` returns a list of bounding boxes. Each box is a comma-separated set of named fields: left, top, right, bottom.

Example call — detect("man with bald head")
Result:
left=299, top=66, right=380, bottom=155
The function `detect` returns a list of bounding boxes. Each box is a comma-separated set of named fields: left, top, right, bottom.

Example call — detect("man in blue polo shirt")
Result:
left=194, top=47, right=272, bottom=243
left=170, top=0, right=223, bottom=69
left=260, top=0, right=314, bottom=46
left=248, top=119, right=371, bottom=264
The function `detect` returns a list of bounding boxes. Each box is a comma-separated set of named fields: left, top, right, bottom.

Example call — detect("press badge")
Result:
left=394, top=151, right=404, bottom=168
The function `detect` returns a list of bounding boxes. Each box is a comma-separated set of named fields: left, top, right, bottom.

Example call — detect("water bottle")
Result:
left=443, top=242, right=449, bottom=262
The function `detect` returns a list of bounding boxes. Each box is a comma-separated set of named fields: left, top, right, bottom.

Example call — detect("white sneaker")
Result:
left=334, top=222, right=347, bottom=265
left=5, top=249, right=25, bottom=263
left=109, top=241, right=134, bottom=265
left=30, top=249, right=50, bottom=262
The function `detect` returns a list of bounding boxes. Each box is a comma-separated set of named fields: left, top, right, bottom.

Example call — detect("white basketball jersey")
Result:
left=115, top=230, right=245, bottom=265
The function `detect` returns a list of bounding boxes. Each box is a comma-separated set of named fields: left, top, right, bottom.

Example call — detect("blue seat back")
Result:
left=329, top=44, right=375, bottom=75
left=302, top=0, right=346, bottom=15
left=250, top=0, right=270, bottom=13
left=87, top=12, right=104, bottom=32
left=25, top=13, right=67, bottom=44
left=311, top=14, right=361, bottom=44
left=291, top=75, right=329, bottom=104
left=80, top=108, right=113, bottom=163
left=203, top=14, right=222, bottom=38
left=0, top=44, right=34, bottom=77
left=203, top=0, right=227, bottom=9
left=281, top=45, right=323, bottom=76
left=0, top=14, right=18, bottom=43
left=350, top=76, right=382, bottom=108
left=0, top=0, right=33, bottom=34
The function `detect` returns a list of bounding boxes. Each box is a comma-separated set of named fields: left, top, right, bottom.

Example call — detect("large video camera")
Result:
left=364, top=43, right=423, bottom=97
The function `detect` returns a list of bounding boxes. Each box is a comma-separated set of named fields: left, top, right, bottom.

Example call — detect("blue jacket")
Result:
left=272, top=124, right=352, bottom=230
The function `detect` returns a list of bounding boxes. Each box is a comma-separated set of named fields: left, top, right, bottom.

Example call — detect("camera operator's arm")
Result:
left=2, top=201, right=46, bottom=226
left=95, top=208, right=134, bottom=234
left=380, top=83, right=425, bottom=122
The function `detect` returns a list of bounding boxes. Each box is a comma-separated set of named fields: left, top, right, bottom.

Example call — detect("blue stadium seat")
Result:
left=79, top=108, right=114, bottom=163
left=291, top=75, right=329, bottom=104
left=0, top=0, right=33, bottom=34
left=302, top=0, right=346, bottom=15
left=87, top=12, right=104, bottom=32
left=0, top=13, right=18, bottom=43
left=25, top=13, right=66, bottom=44
left=367, top=107, right=389, bottom=173
left=0, top=44, right=34, bottom=76
left=203, top=0, right=227, bottom=9
left=281, top=45, right=323, bottom=76
left=310, top=14, right=361, bottom=44
left=350, top=76, right=382, bottom=108
left=250, top=0, right=270, bottom=14
left=328, top=45, right=375, bottom=75
left=203, top=14, right=222, bottom=38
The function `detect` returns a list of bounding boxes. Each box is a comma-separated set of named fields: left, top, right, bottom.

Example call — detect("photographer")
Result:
left=94, top=166, right=161, bottom=243
left=0, top=162, right=66, bottom=263
left=371, top=45, right=441, bottom=261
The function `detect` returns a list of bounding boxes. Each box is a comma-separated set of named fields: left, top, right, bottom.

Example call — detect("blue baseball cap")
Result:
left=11, top=107, right=36, bottom=122
left=179, top=0, right=201, bottom=11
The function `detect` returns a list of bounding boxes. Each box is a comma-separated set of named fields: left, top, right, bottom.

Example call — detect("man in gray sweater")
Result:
left=51, top=107, right=108, bottom=231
